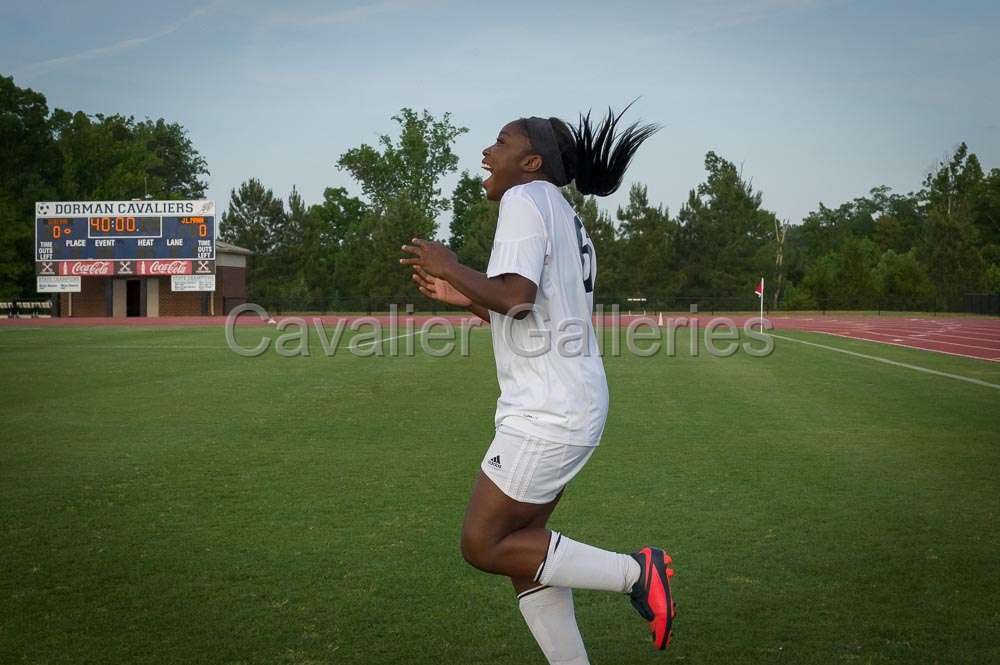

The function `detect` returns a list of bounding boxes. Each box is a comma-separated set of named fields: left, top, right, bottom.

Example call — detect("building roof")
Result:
left=216, top=240, right=253, bottom=256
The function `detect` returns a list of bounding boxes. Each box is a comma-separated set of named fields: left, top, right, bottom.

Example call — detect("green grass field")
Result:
left=2, top=324, right=999, bottom=664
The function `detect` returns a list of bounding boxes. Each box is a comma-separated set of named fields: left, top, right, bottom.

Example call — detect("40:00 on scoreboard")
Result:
left=84, top=215, right=162, bottom=237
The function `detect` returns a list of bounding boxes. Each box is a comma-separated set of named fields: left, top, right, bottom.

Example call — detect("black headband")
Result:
left=524, top=117, right=568, bottom=186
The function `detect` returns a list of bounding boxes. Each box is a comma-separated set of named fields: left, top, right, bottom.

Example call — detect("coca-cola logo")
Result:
left=145, top=260, right=190, bottom=275
left=67, top=261, right=113, bottom=276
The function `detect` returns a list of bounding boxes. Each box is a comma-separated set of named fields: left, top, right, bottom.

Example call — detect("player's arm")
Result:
left=467, top=301, right=491, bottom=323
left=402, top=239, right=537, bottom=319
left=441, top=261, right=536, bottom=320
left=411, top=265, right=491, bottom=323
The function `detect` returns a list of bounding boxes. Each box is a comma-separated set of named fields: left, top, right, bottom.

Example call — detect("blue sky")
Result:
left=3, top=0, right=999, bottom=236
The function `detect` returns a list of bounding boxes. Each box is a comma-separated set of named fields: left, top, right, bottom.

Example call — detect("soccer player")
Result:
left=400, top=108, right=673, bottom=664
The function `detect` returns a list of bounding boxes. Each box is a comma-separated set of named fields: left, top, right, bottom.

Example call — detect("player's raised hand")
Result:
left=400, top=238, right=458, bottom=278
left=411, top=265, right=472, bottom=307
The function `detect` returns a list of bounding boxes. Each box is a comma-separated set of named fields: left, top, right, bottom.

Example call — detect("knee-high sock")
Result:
left=534, top=531, right=641, bottom=593
left=518, top=585, right=590, bottom=665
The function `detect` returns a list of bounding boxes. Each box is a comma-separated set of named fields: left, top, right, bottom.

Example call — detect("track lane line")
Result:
left=813, top=331, right=1000, bottom=362
left=857, top=331, right=1000, bottom=351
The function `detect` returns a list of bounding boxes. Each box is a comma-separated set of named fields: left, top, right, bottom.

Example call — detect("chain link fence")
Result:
left=245, top=293, right=995, bottom=317
left=9, top=293, right=996, bottom=318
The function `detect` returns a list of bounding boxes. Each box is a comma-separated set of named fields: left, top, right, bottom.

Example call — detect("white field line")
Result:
left=0, top=329, right=431, bottom=352
left=0, top=344, right=222, bottom=350
left=346, top=329, right=427, bottom=351
left=770, top=333, right=1000, bottom=389
left=0, top=328, right=438, bottom=351
left=1, top=327, right=246, bottom=350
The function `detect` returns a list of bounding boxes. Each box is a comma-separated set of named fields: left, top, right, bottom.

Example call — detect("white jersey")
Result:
left=486, top=180, right=609, bottom=447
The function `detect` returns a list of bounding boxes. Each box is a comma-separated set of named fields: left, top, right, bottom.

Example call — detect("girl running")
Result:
left=400, top=107, right=673, bottom=664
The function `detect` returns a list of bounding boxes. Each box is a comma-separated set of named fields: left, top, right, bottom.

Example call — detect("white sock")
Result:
left=518, top=585, right=590, bottom=665
left=534, top=532, right=641, bottom=593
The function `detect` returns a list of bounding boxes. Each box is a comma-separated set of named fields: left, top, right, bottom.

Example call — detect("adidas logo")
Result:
left=487, top=455, right=502, bottom=470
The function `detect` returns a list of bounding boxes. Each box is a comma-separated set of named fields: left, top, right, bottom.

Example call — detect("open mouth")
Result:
left=481, top=162, right=494, bottom=187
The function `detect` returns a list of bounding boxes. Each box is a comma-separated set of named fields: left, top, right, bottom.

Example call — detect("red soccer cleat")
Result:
left=628, top=546, right=676, bottom=649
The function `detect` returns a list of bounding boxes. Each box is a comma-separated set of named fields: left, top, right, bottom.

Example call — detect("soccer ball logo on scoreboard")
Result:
left=35, top=200, right=216, bottom=277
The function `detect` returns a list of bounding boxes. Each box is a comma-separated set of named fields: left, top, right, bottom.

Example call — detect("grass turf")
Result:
left=1, top=324, right=998, bottom=664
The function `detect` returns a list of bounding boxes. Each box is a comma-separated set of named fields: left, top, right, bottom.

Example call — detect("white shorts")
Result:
left=480, top=425, right=596, bottom=504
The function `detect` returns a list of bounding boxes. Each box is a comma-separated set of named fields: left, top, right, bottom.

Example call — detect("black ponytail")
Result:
left=565, top=104, right=659, bottom=197
left=521, top=103, right=659, bottom=197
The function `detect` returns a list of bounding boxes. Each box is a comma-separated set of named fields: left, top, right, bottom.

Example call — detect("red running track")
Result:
left=2, top=313, right=998, bottom=362
left=766, top=315, right=1000, bottom=362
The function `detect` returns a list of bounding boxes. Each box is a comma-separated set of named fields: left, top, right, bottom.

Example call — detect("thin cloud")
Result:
left=14, top=1, right=223, bottom=77
left=671, top=0, right=831, bottom=35
left=266, top=0, right=441, bottom=28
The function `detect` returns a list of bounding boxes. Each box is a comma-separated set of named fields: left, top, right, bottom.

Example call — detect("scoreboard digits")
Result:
left=91, top=216, right=136, bottom=234
left=44, top=218, right=72, bottom=239
left=179, top=216, right=208, bottom=238
left=87, top=216, right=162, bottom=238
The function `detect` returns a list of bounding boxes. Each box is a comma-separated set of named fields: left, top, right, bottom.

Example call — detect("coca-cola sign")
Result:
left=59, top=260, right=114, bottom=276
left=138, top=260, right=192, bottom=275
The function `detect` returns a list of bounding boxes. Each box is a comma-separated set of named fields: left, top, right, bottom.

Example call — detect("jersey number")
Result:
left=574, top=216, right=595, bottom=294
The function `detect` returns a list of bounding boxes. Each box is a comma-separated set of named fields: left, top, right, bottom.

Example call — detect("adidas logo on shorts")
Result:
left=487, top=455, right=502, bottom=470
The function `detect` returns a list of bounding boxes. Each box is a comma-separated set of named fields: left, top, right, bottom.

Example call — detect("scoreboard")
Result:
left=35, top=200, right=216, bottom=277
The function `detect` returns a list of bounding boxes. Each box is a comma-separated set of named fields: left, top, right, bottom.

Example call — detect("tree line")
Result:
left=2, top=76, right=998, bottom=311
left=0, top=76, right=207, bottom=299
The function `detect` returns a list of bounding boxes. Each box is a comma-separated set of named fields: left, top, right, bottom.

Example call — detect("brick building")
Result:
left=54, top=241, right=251, bottom=318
